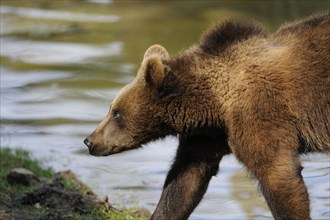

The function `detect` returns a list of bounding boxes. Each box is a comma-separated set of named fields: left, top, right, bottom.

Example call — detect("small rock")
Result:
left=35, top=202, right=41, bottom=209
left=6, top=168, right=40, bottom=186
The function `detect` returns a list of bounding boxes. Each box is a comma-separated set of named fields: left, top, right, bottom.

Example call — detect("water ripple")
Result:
left=0, top=6, right=119, bottom=23
left=1, top=37, right=122, bottom=65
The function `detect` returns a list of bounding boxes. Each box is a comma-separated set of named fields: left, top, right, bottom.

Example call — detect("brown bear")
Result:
left=84, top=11, right=330, bottom=220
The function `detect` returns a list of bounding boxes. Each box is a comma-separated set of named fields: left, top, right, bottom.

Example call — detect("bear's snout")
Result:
left=84, top=137, right=99, bottom=155
left=83, top=137, right=112, bottom=156
left=83, top=137, right=93, bottom=149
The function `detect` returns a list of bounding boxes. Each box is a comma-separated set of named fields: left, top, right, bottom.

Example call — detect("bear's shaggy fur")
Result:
left=85, top=11, right=330, bottom=220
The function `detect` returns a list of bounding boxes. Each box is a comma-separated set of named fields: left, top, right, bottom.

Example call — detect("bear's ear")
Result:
left=144, top=57, right=167, bottom=88
left=143, top=45, right=170, bottom=88
left=143, top=44, right=169, bottom=60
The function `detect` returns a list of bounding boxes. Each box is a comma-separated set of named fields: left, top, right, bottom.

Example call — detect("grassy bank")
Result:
left=0, top=148, right=150, bottom=220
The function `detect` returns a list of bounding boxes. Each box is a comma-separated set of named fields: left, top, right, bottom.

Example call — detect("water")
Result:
left=1, top=1, right=329, bottom=219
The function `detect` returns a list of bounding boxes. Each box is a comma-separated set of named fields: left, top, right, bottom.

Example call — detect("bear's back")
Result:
left=276, top=11, right=330, bottom=36
left=198, top=12, right=330, bottom=151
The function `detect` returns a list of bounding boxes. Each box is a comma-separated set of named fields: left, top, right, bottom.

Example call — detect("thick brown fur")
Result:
left=85, top=11, right=330, bottom=220
left=199, top=19, right=266, bottom=55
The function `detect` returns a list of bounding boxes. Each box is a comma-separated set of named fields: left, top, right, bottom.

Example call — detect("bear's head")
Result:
left=84, top=45, right=175, bottom=156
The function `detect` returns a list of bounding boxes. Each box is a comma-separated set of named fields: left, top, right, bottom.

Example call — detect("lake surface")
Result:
left=1, top=1, right=329, bottom=219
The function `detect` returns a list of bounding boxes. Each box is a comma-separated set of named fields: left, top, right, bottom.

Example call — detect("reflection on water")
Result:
left=1, top=1, right=329, bottom=219
left=0, top=6, right=120, bottom=23
left=1, top=37, right=122, bottom=64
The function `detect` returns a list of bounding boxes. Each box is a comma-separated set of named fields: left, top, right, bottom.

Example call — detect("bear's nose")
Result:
left=83, top=138, right=93, bottom=149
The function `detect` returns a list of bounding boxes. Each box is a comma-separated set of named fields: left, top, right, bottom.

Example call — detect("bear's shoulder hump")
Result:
left=199, top=20, right=265, bottom=56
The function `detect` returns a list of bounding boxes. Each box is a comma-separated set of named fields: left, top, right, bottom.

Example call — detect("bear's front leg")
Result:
left=151, top=135, right=229, bottom=220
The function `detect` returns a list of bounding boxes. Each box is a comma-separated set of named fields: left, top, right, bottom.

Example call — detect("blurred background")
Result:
left=1, top=1, right=329, bottom=219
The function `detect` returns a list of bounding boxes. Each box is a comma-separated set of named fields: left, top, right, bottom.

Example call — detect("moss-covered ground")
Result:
left=0, top=148, right=149, bottom=220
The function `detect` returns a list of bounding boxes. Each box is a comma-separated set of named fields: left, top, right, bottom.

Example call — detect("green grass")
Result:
left=0, top=148, right=149, bottom=220
left=0, top=148, right=53, bottom=179
left=0, top=148, right=53, bottom=208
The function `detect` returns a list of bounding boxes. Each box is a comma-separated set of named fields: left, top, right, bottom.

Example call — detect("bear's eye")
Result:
left=113, top=110, right=121, bottom=120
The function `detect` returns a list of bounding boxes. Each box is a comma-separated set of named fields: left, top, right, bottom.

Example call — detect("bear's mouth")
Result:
left=88, top=144, right=136, bottom=157
left=88, top=146, right=112, bottom=156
